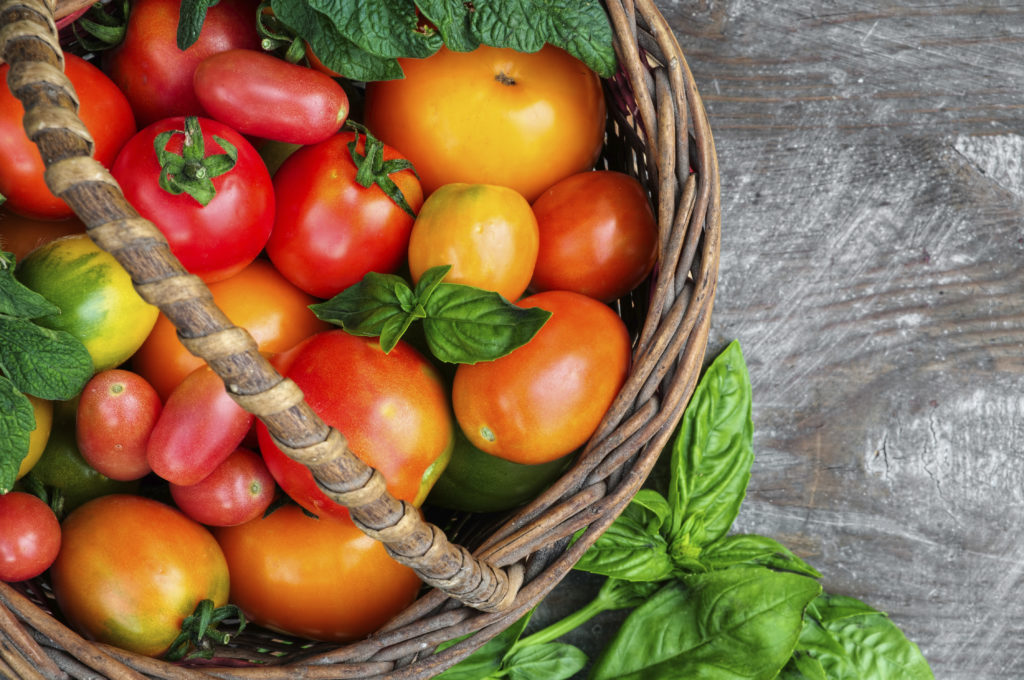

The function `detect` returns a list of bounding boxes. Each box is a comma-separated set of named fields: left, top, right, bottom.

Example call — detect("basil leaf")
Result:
left=470, top=0, right=617, bottom=77
left=0, top=376, right=34, bottom=493
left=0, top=316, right=93, bottom=400
left=309, top=0, right=442, bottom=59
left=422, top=283, right=550, bottom=364
left=701, top=533, right=823, bottom=578
left=414, top=0, right=480, bottom=52
left=434, top=611, right=532, bottom=679
left=667, top=339, right=754, bottom=548
left=309, top=271, right=421, bottom=352
left=0, top=252, right=59, bottom=319
left=503, top=642, right=587, bottom=680
left=573, top=511, right=674, bottom=582
left=779, top=651, right=829, bottom=680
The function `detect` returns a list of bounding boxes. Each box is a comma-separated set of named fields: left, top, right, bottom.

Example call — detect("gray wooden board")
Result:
left=531, top=2, right=1024, bottom=678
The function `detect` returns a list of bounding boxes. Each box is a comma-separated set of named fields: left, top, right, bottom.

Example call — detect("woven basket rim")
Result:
left=0, top=0, right=722, bottom=677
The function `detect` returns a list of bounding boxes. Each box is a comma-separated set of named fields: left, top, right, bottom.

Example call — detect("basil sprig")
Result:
left=310, top=265, right=550, bottom=364
left=0, top=251, right=92, bottom=493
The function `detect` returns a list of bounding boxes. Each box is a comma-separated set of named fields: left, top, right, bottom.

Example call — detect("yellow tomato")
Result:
left=16, top=395, right=52, bottom=480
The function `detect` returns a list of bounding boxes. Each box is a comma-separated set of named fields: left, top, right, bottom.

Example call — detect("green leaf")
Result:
left=0, top=251, right=60, bottom=319
left=434, top=612, right=533, bottom=679
left=470, top=0, right=617, bottom=77
left=700, top=534, right=823, bottom=578
left=779, top=651, right=829, bottom=680
left=177, top=0, right=215, bottom=50
left=0, top=316, right=93, bottom=400
left=422, top=283, right=550, bottom=364
left=0, top=376, right=34, bottom=493
left=504, top=642, right=587, bottom=680
left=667, top=339, right=755, bottom=547
left=575, top=490, right=675, bottom=581
left=590, top=568, right=822, bottom=680
left=310, top=271, right=420, bottom=351
left=309, top=0, right=442, bottom=59
left=414, top=0, right=480, bottom=52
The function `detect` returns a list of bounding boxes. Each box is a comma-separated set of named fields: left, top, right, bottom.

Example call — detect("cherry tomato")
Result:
left=169, top=447, right=276, bottom=527
left=49, top=494, right=230, bottom=657
left=364, top=44, right=606, bottom=202
left=0, top=491, right=61, bottom=582
left=214, top=503, right=421, bottom=642
left=256, top=330, right=453, bottom=520
left=0, top=209, right=86, bottom=262
left=408, top=183, right=539, bottom=302
left=111, top=116, right=274, bottom=283
left=75, top=369, right=161, bottom=481
left=147, top=365, right=254, bottom=486
left=102, top=0, right=261, bottom=127
left=266, top=130, right=423, bottom=299
left=530, top=170, right=659, bottom=303
left=0, top=54, right=135, bottom=220
left=194, top=49, right=349, bottom=144
left=452, top=290, right=632, bottom=465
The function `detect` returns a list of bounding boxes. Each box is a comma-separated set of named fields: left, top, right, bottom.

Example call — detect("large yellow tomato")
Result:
left=364, top=44, right=606, bottom=202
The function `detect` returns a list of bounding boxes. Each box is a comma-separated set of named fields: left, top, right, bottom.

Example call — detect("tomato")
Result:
left=102, top=0, right=261, bottom=127
left=407, top=183, right=538, bottom=302
left=0, top=209, right=86, bottom=262
left=0, top=491, right=61, bottom=582
left=530, top=171, right=659, bottom=303
left=132, top=258, right=331, bottom=400
left=111, top=116, right=274, bottom=283
left=147, top=365, right=254, bottom=486
left=0, top=54, right=135, bottom=220
left=169, top=447, right=277, bottom=527
left=257, top=330, right=453, bottom=520
left=16, top=395, right=52, bottom=481
left=266, top=130, right=423, bottom=299
left=16, top=234, right=159, bottom=372
left=426, top=427, right=573, bottom=514
left=194, top=49, right=349, bottom=144
left=214, top=503, right=421, bottom=642
left=50, top=494, right=230, bottom=657
left=452, top=290, right=632, bottom=465
left=76, top=369, right=161, bottom=481
left=364, top=44, right=606, bottom=202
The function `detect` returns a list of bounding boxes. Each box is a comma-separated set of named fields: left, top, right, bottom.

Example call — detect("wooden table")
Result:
left=536, top=3, right=1024, bottom=678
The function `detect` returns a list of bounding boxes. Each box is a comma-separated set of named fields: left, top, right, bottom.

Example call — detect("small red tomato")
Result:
left=194, top=49, right=349, bottom=145
left=0, top=492, right=61, bottom=582
left=76, top=369, right=162, bottom=481
left=169, top=447, right=277, bottom=527
left=530, top=170, right=659, bottom=303
left=147, top=364, right=254, bottom=486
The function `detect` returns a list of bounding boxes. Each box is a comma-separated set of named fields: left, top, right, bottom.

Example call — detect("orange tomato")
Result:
left=364, top=44, right=606, bottom=202
left=407, top=183, right=539, bottom=301
left=131, top=258, right=331, bottom=400
left=0, top=209, right=86, bottom=262
left=452, top=290, right=632, bottom=465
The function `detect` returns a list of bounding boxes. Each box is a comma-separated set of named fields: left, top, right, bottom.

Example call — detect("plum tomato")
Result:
left=169, top=447, right=277, bottom=527
left=0, top=491, right=61, bottom=582
left=530, top=170, right=659, bottom=303
left=75, top=369, right=161, bottom=481
left=452, top=291, right=632, bottom=465
left=407, top=183, right=539, bottom=302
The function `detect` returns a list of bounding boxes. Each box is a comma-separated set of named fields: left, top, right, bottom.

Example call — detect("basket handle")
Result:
left=0, top=0, right=524, bottom=614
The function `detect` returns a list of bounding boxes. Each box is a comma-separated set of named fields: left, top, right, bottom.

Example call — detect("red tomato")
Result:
left=147, top=365, right=254, bottom=486
left=169, top=447, right=276, bottom=527
left=0, top=492, right=61, bottom=582
left=102, top=0, right=261, bottom=127
left=0, top=209, right=86, bottom=261
left=257, top=330, right=453, bottom=520
left=364, top=44, right=606, bottom=202
left=111, top=116, right=274, bottom=283
left=452, top=290, right=632, bottom=464
left=49, top=494, right=229, bottom=657
left=0, top=54, right=136, bottom=220
left=266, top=130, right=423, bottom=299
left=530, top=170, right=659, bottom=303
left=76, top=369, right=161, bottom=481
left=194, top=49, right=349, bottom=144
left=214, top=503, right=421, bottom=642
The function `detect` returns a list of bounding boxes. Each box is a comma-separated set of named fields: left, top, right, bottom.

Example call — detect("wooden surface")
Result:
left=535, top=2, right=1024, bottom=678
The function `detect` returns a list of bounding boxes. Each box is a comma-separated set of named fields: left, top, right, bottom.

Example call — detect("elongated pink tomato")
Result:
left=194, top=49, right=350, bottom=145
left=146, top=365, right=254, bottom=486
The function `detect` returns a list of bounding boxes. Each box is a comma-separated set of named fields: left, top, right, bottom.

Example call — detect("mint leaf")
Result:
left=0, top=376, right=34, bottom=493
left=177, top=0, right=214, bottom=50
left=470, top=0, right=617, bottom=77
left=309, top=0, right=442, bottom=59
left=415, top=0, right=480, bottom=52
left=0, top=316, right=93, bottom=400
left=0, top=251, right=60, bottom=319
left=422, top=283, right=550, bottom=364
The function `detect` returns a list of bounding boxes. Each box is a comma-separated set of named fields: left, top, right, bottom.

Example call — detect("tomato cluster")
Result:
left=0, top=0, right=662, bottom=660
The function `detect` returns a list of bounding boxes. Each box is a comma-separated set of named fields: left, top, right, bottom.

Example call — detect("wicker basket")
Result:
left=0, top=0, right=720, bottom=677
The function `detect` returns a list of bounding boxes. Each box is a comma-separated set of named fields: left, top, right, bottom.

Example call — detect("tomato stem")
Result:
left=164, top=599, right=247, bottom=661
left=153, top=116, right=239, bottom=207
left=345, top=121, right=419, bottom=218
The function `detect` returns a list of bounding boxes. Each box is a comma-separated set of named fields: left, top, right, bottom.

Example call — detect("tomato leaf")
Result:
left=0, top=316, right=94, bottom=400
left=0, top=376, right=34, bottom=493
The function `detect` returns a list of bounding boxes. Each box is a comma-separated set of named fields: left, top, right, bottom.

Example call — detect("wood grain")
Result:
left=536, top=2, right=1024, bottom=678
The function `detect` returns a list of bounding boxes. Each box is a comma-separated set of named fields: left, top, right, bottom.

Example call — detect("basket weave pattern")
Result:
left=0, top=0, right=721, bottom=677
